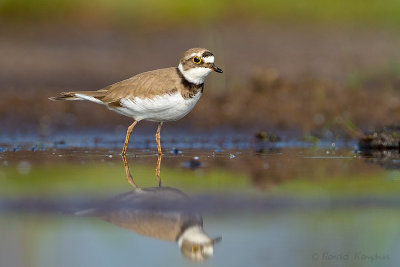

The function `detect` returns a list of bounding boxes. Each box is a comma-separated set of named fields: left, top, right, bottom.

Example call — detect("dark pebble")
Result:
left=184, top=157, right=203, bottom=169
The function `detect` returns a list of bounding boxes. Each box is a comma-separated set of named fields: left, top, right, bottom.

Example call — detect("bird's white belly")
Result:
left=111, top=92, right=202, bottom=122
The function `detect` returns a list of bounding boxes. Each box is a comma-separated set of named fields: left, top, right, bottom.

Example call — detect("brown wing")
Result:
left=49, top=67, right=182, bottom=104
left=102, top=211, right=184, bottom=242
left=100, top=67, right=181, bottom=105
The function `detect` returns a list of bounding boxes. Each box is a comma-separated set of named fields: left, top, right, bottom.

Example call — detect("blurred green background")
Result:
left=2, top=0, right=400, bottom=26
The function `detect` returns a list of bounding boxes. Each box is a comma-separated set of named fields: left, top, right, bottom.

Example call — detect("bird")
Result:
left=75, top=186, right=221, bottom=261
left=49, top=48, right=223, bottom=159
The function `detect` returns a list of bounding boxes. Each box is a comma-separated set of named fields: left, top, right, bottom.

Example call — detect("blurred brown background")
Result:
left=2, top=0, right=400, bottom=137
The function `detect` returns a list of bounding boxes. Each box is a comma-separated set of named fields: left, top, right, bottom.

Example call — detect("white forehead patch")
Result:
left=203, top=56, right=214, bottom=64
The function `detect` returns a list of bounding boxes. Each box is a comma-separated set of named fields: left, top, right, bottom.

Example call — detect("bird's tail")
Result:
left=49, top=90, right=107, bottom=104
left=49, top=91, right=79, bottom=101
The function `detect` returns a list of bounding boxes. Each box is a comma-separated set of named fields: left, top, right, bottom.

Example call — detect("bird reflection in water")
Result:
left=76, top=154, right=221, bottom=261
left=122, top=153, right=162, bottom=188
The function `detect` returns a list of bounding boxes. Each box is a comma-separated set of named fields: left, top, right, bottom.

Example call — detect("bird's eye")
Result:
left=191, top=245, right=201, bottom=253
left=192, top=56, right=201, bottom=64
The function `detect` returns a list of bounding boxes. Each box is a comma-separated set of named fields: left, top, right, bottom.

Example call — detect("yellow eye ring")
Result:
left=192, top=56, right=201, bottom=64
left=192, top=245, right=201, bottom=253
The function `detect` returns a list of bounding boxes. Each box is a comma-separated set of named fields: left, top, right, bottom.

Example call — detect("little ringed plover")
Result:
left=50, top=48, right=223, bottom=157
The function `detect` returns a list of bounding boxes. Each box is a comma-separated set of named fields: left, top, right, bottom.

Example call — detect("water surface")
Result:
left=0, top=134, right=399, bottom=266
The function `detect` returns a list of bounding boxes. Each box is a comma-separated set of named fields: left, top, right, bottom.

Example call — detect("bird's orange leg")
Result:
left=121, top=153, right=138, bottom=189
left=155, top=122, right=163, bottom=186
left=122, top=121, right=138, bottom=156
left=156, top=153, right=162, bottom=187
left=155, top=122, right=163, bottom=156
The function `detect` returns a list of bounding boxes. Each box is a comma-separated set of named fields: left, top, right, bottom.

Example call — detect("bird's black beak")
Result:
left=211, top=64, right=223, bottom=73
left=211, top=236, right=222, bottom=244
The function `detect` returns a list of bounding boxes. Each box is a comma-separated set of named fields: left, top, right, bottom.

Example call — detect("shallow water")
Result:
left=0, top=134, right=399, bottom=267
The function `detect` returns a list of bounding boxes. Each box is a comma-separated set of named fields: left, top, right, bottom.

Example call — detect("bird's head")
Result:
left=178, top=225, right=221, bottom=261
left=178, top=48, right=223, bottom=85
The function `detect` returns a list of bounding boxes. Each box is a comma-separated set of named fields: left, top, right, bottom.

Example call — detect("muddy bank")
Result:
left=3, top=67, right=400, bottom=138
left=194, top=69, right=400, bottom=135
